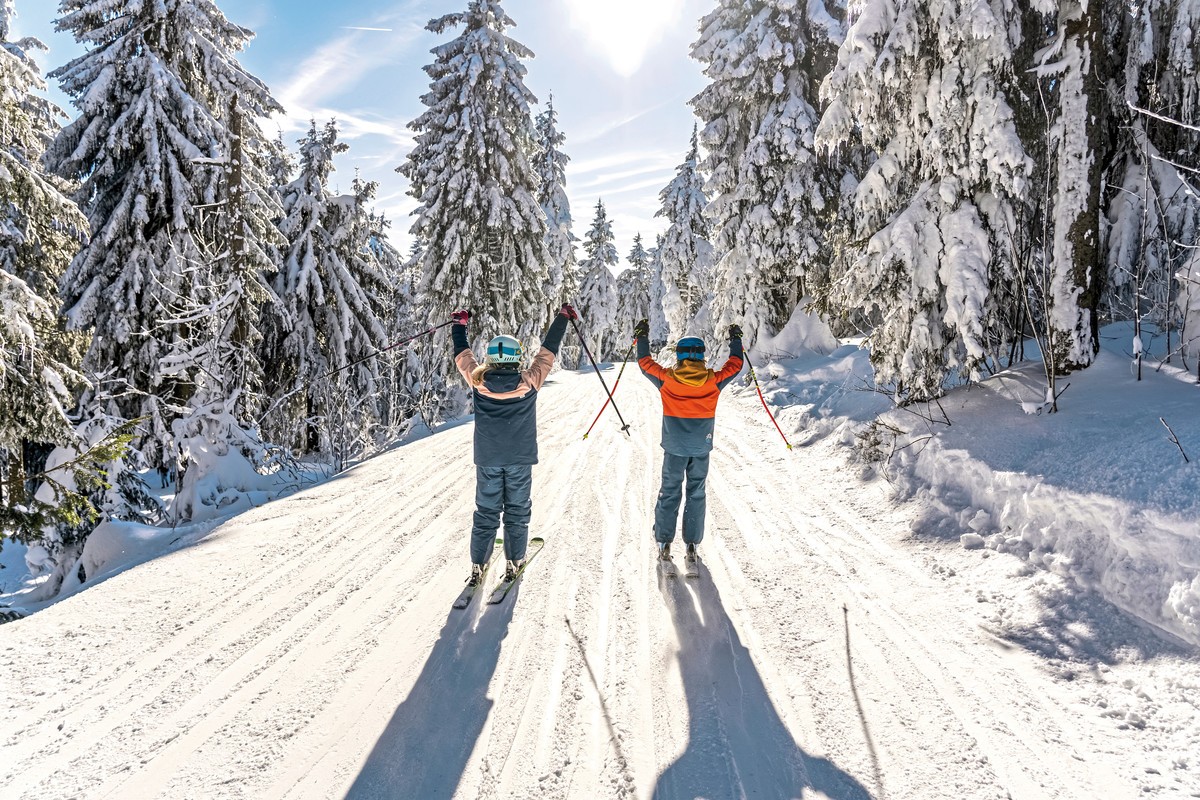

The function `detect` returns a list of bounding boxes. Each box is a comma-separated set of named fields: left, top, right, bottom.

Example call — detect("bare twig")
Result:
left=1160, top=417, right=1191, bottom=463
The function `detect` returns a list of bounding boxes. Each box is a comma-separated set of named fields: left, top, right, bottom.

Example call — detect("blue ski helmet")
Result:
left=675, top=336, right=706, bottom=361
left=486, top=334, right=523, bottom=365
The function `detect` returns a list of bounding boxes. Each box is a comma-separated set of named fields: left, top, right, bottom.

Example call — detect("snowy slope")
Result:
left=2, top=368, right=1199, bottom=799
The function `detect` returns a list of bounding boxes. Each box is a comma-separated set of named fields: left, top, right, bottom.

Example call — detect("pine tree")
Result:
left=0, top=1, right=96, bottom=544
left=615, top=233, right=651, bottom=351
left=655, top=130, right=713, bottom=343
left=648, top=233, right=669, bottom=346
left=400, top=0, right=550, bottom=359
left=47, top=0, right=284, bottom=465
left=577, top=199, right=620, bottom=358
left=534, top=93, right=578, bottom=316
left=263, top=121, right=390, bottom=458
left=691, top=0, right=843, bottom=346
left=0, top=1, right=87, bottom=303
left=816, top=0, right=1033, bottom=401
left=0, top=271, right=80, bottom=535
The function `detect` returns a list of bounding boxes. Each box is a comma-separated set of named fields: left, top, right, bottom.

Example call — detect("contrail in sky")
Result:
left=341, top=26, right=393, bottom=32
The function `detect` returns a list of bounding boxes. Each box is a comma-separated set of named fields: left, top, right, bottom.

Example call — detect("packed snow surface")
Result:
left=3, top=362, right=1199, bottom=799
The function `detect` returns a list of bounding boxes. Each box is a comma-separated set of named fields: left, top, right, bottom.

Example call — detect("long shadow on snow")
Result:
left=344, top=590, right=517, bottom=800
left=654, top=565, right=872, bottom=800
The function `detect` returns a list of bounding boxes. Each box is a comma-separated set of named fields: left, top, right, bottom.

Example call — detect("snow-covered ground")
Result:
left=2, top=343, right=1199, bottom=799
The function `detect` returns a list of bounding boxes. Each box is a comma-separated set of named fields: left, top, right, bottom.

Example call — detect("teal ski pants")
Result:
left=471, top=464, right=533, bottom=564
left=653, top=452, right=710, bottom=545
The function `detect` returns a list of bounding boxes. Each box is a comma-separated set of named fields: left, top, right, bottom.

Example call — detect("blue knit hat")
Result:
left=675, top=336, right=705, bottom=361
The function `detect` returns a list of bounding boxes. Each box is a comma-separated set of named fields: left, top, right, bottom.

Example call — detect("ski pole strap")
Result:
left=583, top=337, right=636, bottom=440
left=570, top=316, right=631, bottom=436
left=318, top=319, right=454, bottom=381
left=743, top=350, right=792, bottom=450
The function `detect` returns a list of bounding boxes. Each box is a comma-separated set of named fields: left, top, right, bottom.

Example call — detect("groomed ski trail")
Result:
left=2, top=368, right=1197, bottom=799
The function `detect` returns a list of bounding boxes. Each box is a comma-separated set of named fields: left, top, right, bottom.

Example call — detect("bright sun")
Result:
left=562, top=0, right=687, bottom=77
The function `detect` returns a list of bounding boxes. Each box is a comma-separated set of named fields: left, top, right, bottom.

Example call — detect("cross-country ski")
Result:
left=452, top=539, right=504, bottom=609
left=487, top=537, right=545, bottom=604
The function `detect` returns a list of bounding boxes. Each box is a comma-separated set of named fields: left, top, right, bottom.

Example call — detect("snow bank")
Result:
left=66, top=520, right=184, bottom=593
left=904, top=438, right=1200, bottom=645
left=171, top=442, right=283, bottom=524
left=737, top=337, right=891, bottom=445
left=760, top=322, right=1200, bottom=647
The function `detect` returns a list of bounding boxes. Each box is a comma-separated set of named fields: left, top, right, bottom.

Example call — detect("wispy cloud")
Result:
left=571, top=150, right=679, bottom=182
left=275, top=19, right=423, bottom=123
left=340, top=26, right=394, bottom=32
left=573, top=104, right=673, bottom=146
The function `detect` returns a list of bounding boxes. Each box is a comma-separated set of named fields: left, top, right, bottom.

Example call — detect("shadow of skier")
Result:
left=344, top=592, right=517, bottom=800
left=653, top=565, right=873, bottom=800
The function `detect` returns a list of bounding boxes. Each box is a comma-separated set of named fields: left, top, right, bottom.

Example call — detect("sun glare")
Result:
left=563, top=0, right=687, bottom=77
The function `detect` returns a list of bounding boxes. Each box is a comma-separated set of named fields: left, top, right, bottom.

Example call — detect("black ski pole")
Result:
left=582, top=337, right=636, bottom=440
left=569, top=317, right=631, bottom=436
left=318, top=319, right=455, bottom=381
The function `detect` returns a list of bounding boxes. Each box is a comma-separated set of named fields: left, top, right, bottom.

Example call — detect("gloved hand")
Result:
left=728, top=323, right=743, bottom=339
left=451, top=310, right=471, bottom=326
left=633, top=319, right=650, bottom=338
left=559, top=303, right=579, bottom=320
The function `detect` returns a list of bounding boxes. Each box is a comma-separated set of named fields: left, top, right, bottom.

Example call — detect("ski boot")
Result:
left=685, top=543, right=697, bottom=563
left=657, top=542, right=678, bottom=578
left=467, top=563, right=485, bottom=587
left=504, top=558, right=526, bottom=582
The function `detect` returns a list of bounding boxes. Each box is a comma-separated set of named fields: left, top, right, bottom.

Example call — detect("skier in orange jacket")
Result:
left=634, top=319, right=743, bottom=569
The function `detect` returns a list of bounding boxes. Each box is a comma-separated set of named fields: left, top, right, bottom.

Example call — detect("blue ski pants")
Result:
left=471, top=464, right=533, bottom=564
left=653, top=452, right=710, bottom=545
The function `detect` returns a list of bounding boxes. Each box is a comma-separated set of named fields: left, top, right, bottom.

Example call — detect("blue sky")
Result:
left=13, top=0, right=712, bottom=267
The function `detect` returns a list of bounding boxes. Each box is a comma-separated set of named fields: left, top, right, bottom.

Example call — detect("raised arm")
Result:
left=634, top=318, right=667, bottom=388
left=451, top=310, right=478, bottom=383
left=715, top=324, right=745, bottom=390
left=523, top=304, right=575, bottom=390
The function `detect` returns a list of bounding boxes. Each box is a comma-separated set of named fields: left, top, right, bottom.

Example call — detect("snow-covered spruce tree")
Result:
left=0, top=1, right=87, bottom=304
left=263, top=121, right=389, bottom=459
left=648, top=233, right=669, bottom=347
left=0, top=1, right=89, bottom=484
left=690, top=0, right=845, bottom=348
left=47, top=0, right=284, bottom=467
left=816, top=0, right=1033, bottom=402
left=576, top=199, right=620, bottom=358
left=392, top=232, right=454, bottom=426
left=578, top=264, right=620, bottom=362
left=614, top=233, right=652, bottom=352
left=0, top=270, right=81, bottom=541
left=399, top=0, right=550, bottom=367
left=655, top=129, right=714, bottom=344
left=367, top=212, right=424, bottom=439
left=534, top=93, right=578, bottom=315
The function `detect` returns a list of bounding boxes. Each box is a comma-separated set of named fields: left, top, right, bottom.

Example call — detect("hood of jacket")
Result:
left=669, top=359, right=713, bottom=387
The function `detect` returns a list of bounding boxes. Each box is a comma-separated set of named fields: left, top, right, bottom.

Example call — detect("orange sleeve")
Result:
left=714, top=357, right=744, bottom=384
left=639, top=355, right=670, bottom=382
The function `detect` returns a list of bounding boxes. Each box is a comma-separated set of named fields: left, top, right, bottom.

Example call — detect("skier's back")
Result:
left=634, top=320, right=744, bottom=567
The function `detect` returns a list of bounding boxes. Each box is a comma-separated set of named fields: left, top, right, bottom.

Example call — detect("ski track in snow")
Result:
left=2, top=369, right=1199, bottom=799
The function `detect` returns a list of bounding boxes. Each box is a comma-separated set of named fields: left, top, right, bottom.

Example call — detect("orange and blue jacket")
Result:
left=637, top=334, right=743, bottom=456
